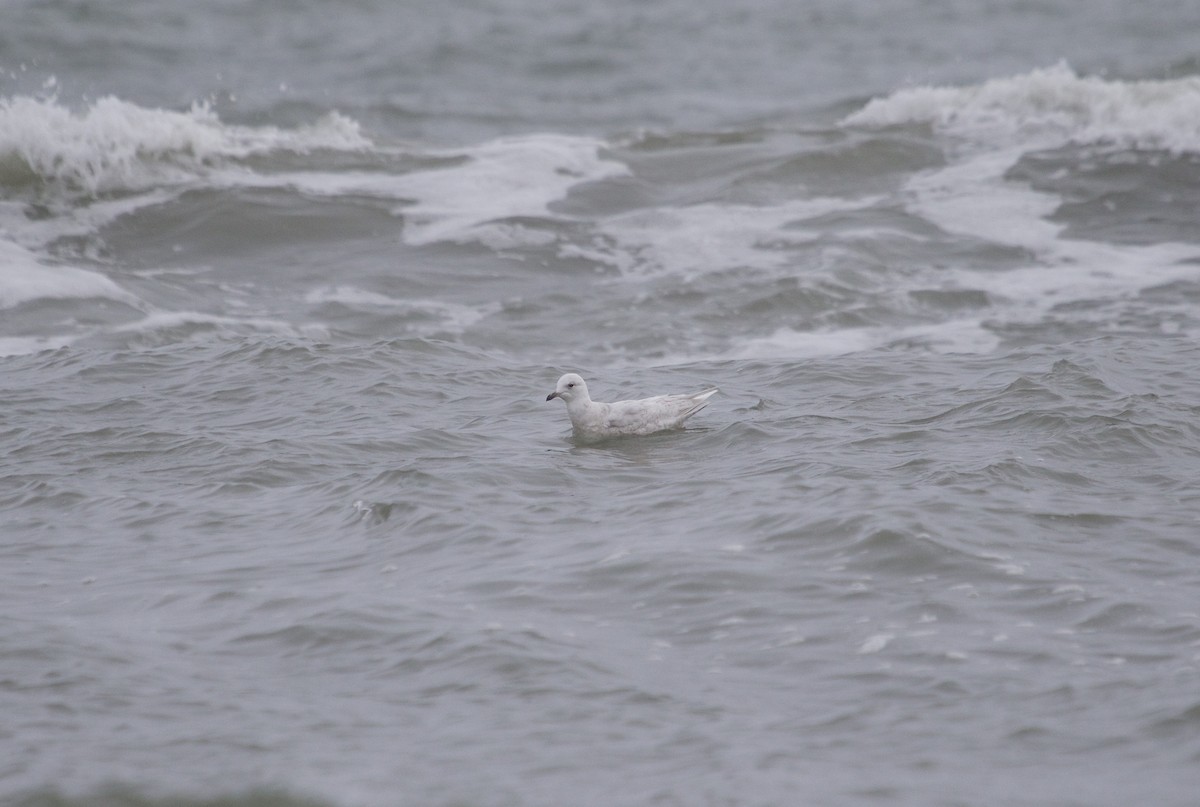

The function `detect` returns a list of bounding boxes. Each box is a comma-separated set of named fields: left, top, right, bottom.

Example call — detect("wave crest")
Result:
left=844, top=62, right=1200, bottom=154
left=0, top=95, right=371, bottom=195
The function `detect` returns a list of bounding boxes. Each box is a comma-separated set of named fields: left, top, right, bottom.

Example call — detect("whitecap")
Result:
left=0, top=94, right=371, bottom=196
left=844, top=62, right=1200, bottom=155
left=385, top=134, right=630, bottom=246
left=304, top=285, right=499, bottom=335
left=564, top=196, right=874, bottom=279
left=837, top=63, right=1200, bottom=351
left=0, top=238, right=137, bottom=309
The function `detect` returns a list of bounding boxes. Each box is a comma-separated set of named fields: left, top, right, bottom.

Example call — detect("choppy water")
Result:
left=5, top=2, right=1200, bottom=806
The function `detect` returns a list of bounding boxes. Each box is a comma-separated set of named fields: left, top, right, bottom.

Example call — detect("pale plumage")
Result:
left=546, top=373, right=718, bottom=441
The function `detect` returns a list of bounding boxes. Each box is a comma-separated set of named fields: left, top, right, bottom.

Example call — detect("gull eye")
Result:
left=567, top=383, right=575, bottom=388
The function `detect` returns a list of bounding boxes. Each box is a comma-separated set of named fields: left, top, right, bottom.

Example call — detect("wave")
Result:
left=753, top=64, right=1198, bottom=357
left=0, top=94, right=374, bottom=354
left=2, top=74, right=1197, bottom=363
left=0, top=239, right=135, bottom=310
left=305, top=286, right=501, bottom=336
left=0, top=94, right=371, bottom=196
left=843, top=62, right=1200, bottom=154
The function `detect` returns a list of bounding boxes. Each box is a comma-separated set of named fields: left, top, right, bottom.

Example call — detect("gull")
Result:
left=546, top=372, right=718, bottom=441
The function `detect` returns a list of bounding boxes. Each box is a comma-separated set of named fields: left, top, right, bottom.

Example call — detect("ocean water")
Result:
left=4, top=2, right=1200, bottom=806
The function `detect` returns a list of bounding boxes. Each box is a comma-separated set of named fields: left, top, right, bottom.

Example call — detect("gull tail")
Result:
left=680, top=387, right=719, bottom=421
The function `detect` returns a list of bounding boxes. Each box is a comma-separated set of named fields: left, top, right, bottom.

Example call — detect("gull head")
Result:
left=546, top=373, right=588, bottom=403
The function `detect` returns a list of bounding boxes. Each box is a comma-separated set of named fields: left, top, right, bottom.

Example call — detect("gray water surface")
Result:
left=4, top=2, right=1200, bottom=806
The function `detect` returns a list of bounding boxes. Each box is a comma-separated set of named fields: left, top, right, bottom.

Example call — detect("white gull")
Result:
left=546, top=373, right=718, bottom=441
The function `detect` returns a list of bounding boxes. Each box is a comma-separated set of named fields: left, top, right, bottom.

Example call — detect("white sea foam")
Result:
left=113, top=310, right=328, bottom=339
left=819, top=65, right=1200, bottom=356
left=700, top=66, right=1200, bottom=363
left=0, top=335, right=76, bottom=357
left=0, top=192, right=180, bottom=254
left=305, top=285, right=499, bottom=334
left=0, top=94, right=371, bottom=196
left=905, top=146, right=1200, bottom=331
left=287, top=141, right=865, bottom=274
left=858, top=633, right=894, bottom=654
left=0, top=238, right=137, bottom=309
left=384, top=134, right=630, bottom=246
left=261, top=134, right=629, bottom=248
left=844, top=62, right=1200, bottom=155
left=564, top=196, right=873, bottom=279
left=713, top=315, right=1003, bottom=363
left=305, top=285, right=414, bottom=308
left=0, top=237, right=141, bottom=355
